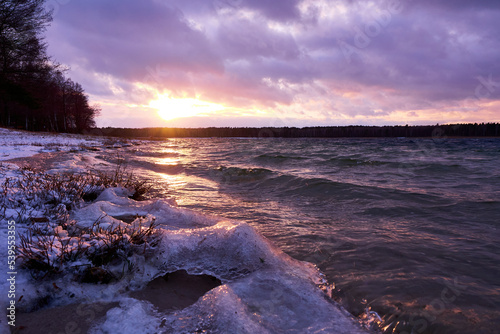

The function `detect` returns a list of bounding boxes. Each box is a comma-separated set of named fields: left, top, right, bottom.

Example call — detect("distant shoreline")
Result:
left=88, top=123, right=500, bottom=139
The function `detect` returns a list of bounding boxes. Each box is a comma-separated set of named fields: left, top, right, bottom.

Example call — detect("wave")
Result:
left=212, top=166, right=275, bottom=183
left=206, top=166, right=445, bottom=211
left=281, top=178, right=442, bottom=203
left=415, top=163, right=470, bottom=174
left=254, top=153, right=309, bottom=162
left=129, top=159, right=186, bottom=175
left=327, top=157, right=388, bottom=167
left=125, top=147, right=181, bottom=158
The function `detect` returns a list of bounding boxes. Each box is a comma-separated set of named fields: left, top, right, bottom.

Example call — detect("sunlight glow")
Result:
left=149, top=94, right=226, bottom=121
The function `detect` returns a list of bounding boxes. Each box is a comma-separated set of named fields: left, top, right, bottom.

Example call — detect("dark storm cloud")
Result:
left=240, top=0, right=302, bottom=21
left=304, top=1, right=500, bottom=104
left=53, top=0, right=223, bottom=80
left=216, top=18, right=301, bottom=61
left=170, top=0, right=303, bottom=21
left=414, top=0, right=500, bottom=10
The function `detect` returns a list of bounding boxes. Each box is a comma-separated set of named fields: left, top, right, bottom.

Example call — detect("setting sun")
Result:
left=149, top=94, right=225, bottom=121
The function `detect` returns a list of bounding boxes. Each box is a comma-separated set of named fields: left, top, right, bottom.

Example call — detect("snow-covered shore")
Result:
left=0, top=128, right=106, bottom=161
left=0, top=128, right=149, bottom=333
left=0, top=128, right=368, bottom=334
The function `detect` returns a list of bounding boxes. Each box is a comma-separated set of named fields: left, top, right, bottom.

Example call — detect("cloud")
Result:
left=52, top=0, right=222, bottom=79
left=45, top=0, right=500, bottom=127
left=413, top=0, right=500, bottom=11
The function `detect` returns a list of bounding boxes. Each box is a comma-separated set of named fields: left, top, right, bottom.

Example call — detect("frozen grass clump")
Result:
left=18, top=215, right=159, bottom=280
left=1, top=164, right=156, bottom=282
left=0, top=164, right=151, bottom=223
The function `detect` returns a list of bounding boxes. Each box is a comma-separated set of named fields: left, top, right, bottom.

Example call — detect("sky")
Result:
left=45, top=0, right=500, bottom=128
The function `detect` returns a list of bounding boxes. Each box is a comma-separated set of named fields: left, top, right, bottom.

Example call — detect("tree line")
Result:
left=94, top=123, right=500, bottom=139
left=0, top=0, right=99, bottom=133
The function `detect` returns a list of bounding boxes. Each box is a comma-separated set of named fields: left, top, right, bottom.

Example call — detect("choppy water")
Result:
left=108, top=137, right=500, bottom=333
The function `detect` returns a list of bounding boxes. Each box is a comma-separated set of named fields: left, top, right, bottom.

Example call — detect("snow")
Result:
left=89, top=298, right=161, bottom=334
left=0, top=128, right=367, bottom=334
left=0, top=128, right=103, bottom=161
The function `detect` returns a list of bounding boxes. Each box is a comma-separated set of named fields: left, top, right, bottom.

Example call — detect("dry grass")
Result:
left=1, top=162, right=157, bottom=281
left=17, top=216, right=159, bottom=279
left=1, top=161, right=151, bottom=222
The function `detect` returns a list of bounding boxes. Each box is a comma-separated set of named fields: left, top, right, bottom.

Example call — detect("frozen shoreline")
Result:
left=0, top=128, right=368, bottom=333
left=15, top=270, right=221, bottom=334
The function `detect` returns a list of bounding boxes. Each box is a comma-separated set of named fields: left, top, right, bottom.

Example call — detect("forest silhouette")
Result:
left=94, top=123, right=500, bottom=138
left=0, top=0, right=99, bottom=133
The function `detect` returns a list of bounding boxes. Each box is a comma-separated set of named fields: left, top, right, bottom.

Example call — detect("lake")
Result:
left=101, top=137, right=500, bottom=333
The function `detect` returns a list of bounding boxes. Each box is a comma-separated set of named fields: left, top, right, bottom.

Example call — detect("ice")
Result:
left=0, top=128, right=368, bottom=333
left=161, top=270, right=367, bottom=334
left=0, top=128, right=103, bottom=161
left=161, top=285, right=271, bottom=334
left=74, top=187, right=216, bottom=230
left=89, top=298, right=161, bottom=334
left=75, top=187, right=366, bottom=333
left=48, top=152, right=111, bottom=174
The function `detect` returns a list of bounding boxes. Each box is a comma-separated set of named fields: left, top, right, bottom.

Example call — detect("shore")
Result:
left=14, top=270, right=221, bottom=334
left=3, top=147, right=222, bottom=333
left=5, top=151, right=72, bottom=170
left=1, top=128, right=371, bottom=333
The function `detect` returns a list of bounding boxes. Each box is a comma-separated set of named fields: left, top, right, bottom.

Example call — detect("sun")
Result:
left=149, top=94, right=225, bottom=121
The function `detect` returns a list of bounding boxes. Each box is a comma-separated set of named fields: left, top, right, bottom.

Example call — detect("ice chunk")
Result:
left=89, top=298, right=161, bottom=334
